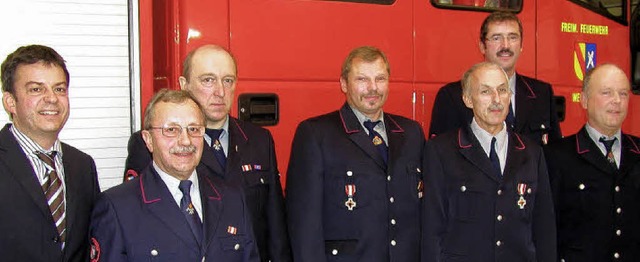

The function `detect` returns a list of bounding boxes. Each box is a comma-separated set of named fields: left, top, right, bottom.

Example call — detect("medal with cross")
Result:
left=186, top=202, right=195, bottom=215
left=213, top=140, right=222, bottom=151
left=517, top=183, right=527, bottom=209
left=345, top=184, right=357, bottom=211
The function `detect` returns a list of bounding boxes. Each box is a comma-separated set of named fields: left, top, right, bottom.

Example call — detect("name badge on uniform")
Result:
left=517, top=183, right=527, bottom=209
left=345, top=184, right=356, bottom=211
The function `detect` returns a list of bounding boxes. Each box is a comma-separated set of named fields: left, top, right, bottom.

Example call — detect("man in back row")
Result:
left=429, top=11, right=561, bottom=145
left=124, top=44, right=291, bottom=262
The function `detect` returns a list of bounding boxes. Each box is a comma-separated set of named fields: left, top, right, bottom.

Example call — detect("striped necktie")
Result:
left=36, top=151, right=66, bottom=246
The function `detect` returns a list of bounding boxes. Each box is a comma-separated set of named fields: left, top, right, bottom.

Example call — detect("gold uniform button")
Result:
left=234, top=244, right=240, bottom=250
left=496, top=241, right=502, bottom=247
left=416, top=168, right=421, bottom=173
left=617, top=207, right=623, bottom=214
left=616, top=229, right=622, bottom=236
left=332, top=249, right=338, bottom=255
left=387, top=175, right=391, bottom=181
left=260, top=178, right=265, bottom=184
left=497, top=215, right=503, bottom=221
left=461, top=186, right=467, bottom=192
left=615, top=186, right=620, bottom=192
left=391, top=240, right=397, bottom=246
left=497, top=189, right=502, bottom=195
left=151, top=249, right=158, bottom=256
left=389, top=197, right=395, bottom=203
left=614, top=252, right=620, bottom=259
left=391, top=219, right=396, bottom=225
left=346, top=171, right=353, bottom=177
left=579, top=184, right=586, bottom=190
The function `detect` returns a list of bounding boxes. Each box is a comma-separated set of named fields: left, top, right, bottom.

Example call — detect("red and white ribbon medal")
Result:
left=517, top=183, right=527, bottom=209
left=345, top=184, right=356, bottom=211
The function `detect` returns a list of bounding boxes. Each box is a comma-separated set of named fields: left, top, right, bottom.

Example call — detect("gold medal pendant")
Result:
left=372, top=136, right=383, bottom=146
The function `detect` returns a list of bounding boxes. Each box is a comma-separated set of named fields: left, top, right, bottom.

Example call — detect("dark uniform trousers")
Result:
left=429, top=74, right=562, bottom=145
left=286, top=103, right=426, bottom=262
left=0, top=124, right=100, bottom=262
left=545, top=127, right=640, bottom=262
left=90, top=165, right=260, bottom=262
left=422, top=127, right=556, bottom=262
left=123, top=117, right=291, bottom=262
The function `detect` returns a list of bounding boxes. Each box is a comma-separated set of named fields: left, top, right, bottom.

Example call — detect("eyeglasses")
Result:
left=148, top=125, right=205, bottom=137
left=485, top=34, right=521, bottom=44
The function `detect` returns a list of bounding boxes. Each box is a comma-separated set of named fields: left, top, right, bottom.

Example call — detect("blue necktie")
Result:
left=179, top=180, right=203, bottom=246
left=490, top=137, right=502, bottom=178
left=205, top=128, right=226, bottom=170
left=506, top=103, right=515, bottom=130
left=599, top=137, right=617, bottom=169
left=363, top=120, right=388, bottom=165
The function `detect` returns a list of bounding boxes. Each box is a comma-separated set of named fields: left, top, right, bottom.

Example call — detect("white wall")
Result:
left=0, top=0, right=134, bottom=190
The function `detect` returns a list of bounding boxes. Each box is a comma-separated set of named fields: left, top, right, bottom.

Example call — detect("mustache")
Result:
left=488, top=103, right=504, bottom=111
left=170, top=145, right=197, bottom=154
left=497, top=48, right=514, bottom=56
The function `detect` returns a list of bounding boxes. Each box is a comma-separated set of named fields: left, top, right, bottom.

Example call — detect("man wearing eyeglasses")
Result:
left=123, top=45, right=291, bottom=262
left=90, top=89, right=259, bottom=261
left=429, top=11, right=561, bottom=145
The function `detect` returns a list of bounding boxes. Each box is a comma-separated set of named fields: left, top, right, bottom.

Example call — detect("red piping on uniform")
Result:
left=521, top=77, right=537, bottom=99
left=576, top=135, right=590, bottom=154
left=626, top=134, right=640, bottom=154
left=140, top=173, right=161, bottom=204
left=203, top=176, right=222, bottom=200
left=458, top=129, right=472, bottom=148
left=339, top=110, right=360, bottom=134
left=387, top=116, right=405, bottom=133
left=233, top=118, right=248, bottom=141
left=514, top=133, right=526, bottom=150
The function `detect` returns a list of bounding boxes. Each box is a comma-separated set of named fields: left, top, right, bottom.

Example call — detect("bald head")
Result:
left=182, top=45, right=237, bottom=80
left=581, top=63, right=630, bottom=136
left=178, top=44, right=238, bottom=129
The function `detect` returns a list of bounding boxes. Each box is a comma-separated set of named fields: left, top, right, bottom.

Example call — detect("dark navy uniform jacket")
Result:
left=286, top=103, right=426, bottom=262
left=123, top=117, right=291, bottom=262
left=422, top=127, right=556, bottom=262
left=90, top=165, right=259, bottom=262
left=428, top=74, right=561, bottom=145
left=545, top=127, right=640, bottom=262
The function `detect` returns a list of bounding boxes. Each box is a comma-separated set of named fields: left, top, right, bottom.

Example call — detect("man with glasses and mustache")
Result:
left=286, top=46, right=426, bottom=261
left=429, top=11, right=561, bottom=145
left=123, top=45, right=291, bottom=262
left=90, top=89, right=259, bottom=261
left=422, top=62, right=556, bottom=262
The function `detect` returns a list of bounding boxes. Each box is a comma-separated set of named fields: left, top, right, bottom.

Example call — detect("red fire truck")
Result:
left=137, top=0, right=640, bottom=183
